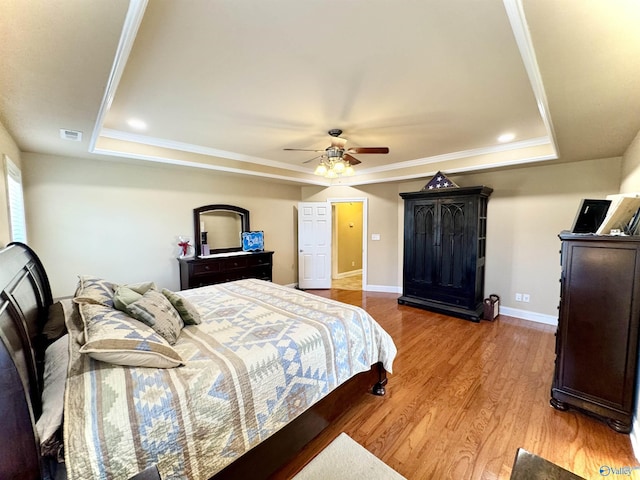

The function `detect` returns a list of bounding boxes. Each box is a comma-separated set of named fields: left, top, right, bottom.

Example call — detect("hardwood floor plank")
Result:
left=274, top=290, right=639, bottom=480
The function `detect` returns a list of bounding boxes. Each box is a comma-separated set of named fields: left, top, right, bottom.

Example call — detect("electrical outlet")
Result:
left=522, top=294, right=530, bottom=303
left=351, top=261, right=355, bottom=267
left=515, top=293, right=522, bottom=301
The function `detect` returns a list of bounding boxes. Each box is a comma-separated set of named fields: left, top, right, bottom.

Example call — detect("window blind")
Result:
left=4, top=155, right=27, bottom=243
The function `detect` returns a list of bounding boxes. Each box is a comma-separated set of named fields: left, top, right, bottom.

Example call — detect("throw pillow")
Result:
left=113, top=286, right=143, bottom=312
left=162, top=288, right=202, bottom=325
left=73, top=275, right=117, bottom=308
left=126, top=289, right=184, bottom=345
left=78, top=302, right=184, bottom=368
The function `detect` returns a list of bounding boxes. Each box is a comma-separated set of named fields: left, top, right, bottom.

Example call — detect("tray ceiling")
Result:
left=1, top=0, right=639, bottom=186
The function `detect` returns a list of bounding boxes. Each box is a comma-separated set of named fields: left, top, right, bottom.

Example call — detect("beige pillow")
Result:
left=162, top=288, right=202, bottom=325
left=73, top=275, right=117, bottom=307
left=79, top=302, right=184, bottom=368
left=126, top=281, right=157, bottom=294
left=36, top=333, right=69, bottom=454
left=126, top=290, right=184, bottom=345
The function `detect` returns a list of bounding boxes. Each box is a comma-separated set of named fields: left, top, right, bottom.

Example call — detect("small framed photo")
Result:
left=242, top=231, right=264, bottom=251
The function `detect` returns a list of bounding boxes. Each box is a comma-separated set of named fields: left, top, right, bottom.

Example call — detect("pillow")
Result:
left=126, top=290, right=184, bottom=345
left=36, top=334, right=69, bottom=455
left=113, top=282, right=157, bottom=311
left=162, top=288, right=202, bottom=325
left=113, top=286, right=143, bottom=312
left=126, top=281, right=157, bottom=294
left=42, top=299, right=71, bottom=342
left=73, top=275, right=117, bottom=308
left=79, top=302, right=184, bottom=368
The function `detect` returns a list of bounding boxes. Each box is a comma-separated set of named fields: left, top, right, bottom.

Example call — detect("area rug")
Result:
left=293, top=432, right=407, bottom=480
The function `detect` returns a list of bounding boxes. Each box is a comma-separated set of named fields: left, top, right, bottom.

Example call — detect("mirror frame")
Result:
left=193, top=204, right=251, bottom=256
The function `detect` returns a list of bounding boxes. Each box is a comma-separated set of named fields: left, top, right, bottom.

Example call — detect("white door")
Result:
left=298, top=202, right=332, bottom=289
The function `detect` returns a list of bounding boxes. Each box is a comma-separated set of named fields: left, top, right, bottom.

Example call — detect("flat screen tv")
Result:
left=570, top=199, right=611, bottom=233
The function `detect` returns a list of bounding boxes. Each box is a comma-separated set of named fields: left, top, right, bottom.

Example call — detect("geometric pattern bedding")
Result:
left=64, top=279, right=397, bottom=480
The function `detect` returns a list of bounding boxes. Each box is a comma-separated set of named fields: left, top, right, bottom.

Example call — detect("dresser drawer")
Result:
left=191, top=261, right=221, bottom=276
left=221, top=257, right=250, bottom=270
left=248, top=254, right=272, bottom=267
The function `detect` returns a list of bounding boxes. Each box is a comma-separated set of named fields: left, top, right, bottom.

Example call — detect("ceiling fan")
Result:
left=284, top=128, right=389, bottom=167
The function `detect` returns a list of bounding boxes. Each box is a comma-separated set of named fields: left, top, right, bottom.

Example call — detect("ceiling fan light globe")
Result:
left=344, top=165, right=355, bottom=176
left=333, top=159, right=346, bottom=173
left=326, top=168, right=338, bottom=179
left=314, top=163, right=327, bottom=176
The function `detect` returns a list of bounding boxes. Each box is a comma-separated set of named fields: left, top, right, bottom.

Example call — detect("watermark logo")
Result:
left=600, top=465, right=640, bottom=476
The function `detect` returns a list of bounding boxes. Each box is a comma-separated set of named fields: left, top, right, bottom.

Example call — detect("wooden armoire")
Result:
left=398, top=186, right=492, bottom=322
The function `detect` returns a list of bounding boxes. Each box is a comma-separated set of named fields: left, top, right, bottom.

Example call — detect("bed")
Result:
left=0, top=242, right=396, bottom=479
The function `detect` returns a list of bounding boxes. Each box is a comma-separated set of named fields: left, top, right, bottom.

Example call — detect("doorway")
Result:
left=329, top=198, right=367, bottom=291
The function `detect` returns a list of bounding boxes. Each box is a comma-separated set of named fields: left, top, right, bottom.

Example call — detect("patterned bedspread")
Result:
left=64, top=279, right=397, bottom=480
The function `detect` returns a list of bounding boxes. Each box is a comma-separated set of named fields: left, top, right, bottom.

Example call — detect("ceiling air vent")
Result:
left=59, top=129, right=82, bottom=142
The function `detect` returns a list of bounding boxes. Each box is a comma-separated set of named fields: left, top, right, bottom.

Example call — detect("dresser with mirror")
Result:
left=178, top=204, right=273, bottom=289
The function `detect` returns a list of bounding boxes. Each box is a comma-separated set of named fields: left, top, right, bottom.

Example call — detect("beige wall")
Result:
left=0, top=119, right=22, bottom=246
left=301, top=183, right=400, bottom=288
left=616, top=128, right=640, bottom=450
left=305, top=158, right=622, bottom=317
left=401, top=159, right=622, bottom=317
left=620, top=129, right=640, bottom=193
left=22, top=153, right=301, bottom=298
left=20, top=147, right=625, bottom=316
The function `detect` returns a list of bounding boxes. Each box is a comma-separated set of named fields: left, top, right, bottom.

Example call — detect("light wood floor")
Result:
left=276, top=289, right=640, bottom=480
left=331, top=275, right=362, bottom=291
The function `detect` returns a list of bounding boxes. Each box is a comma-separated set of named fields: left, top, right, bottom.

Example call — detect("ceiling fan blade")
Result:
left=284, top=148, right=325, bottom=152
left=347, top=147, right=389, bottom=154
left=330, top=136, right=347, bottom=148
left=302, top=154, right=323, bottom=164
left=343, top=153, right=361, bottom=165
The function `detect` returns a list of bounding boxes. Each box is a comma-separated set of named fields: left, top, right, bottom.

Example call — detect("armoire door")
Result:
left=435, top=198, right=469, bottom=301
left=408, top=201, right=437, bottom=287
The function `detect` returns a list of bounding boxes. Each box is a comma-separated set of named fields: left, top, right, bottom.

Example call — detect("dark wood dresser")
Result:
left=551, top=232, right=640, bottom=432
left=178, top=251, right=274, bottom=290
left=398, top=186, right=492, bottom=322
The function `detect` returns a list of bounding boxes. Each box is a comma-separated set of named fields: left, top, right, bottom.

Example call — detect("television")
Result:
left=570, top=199, right=611, bottom=234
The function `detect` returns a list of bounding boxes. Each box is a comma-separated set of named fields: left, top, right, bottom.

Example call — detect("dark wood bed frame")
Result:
left=0, top=242, right=388, bottom=480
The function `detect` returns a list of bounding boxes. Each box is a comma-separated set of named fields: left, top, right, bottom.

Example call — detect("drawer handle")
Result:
left=204, top=265, right=210, bottom=271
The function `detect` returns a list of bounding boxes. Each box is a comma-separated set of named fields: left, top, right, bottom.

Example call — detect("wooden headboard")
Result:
left=0, top=242, right=53, bottom=479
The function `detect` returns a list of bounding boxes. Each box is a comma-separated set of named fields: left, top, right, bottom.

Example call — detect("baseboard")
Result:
left=499, top=306, right=557, bottom=326
left=364, top=284, right=402, bottom=294
left=288, top=283, right=555, bottom=325
left=333, top=269, right=362, bottom=280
